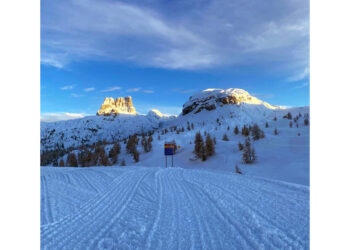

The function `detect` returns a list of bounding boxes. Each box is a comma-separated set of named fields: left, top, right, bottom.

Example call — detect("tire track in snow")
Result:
left=185, top=170, right=307, bottom=248
left=41, top=170, right=142, bottom=248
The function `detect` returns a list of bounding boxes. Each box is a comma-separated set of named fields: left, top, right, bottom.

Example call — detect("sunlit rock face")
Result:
left=182, top=88, right=279, bottom=115
left=97, top=96, right=137, bottom=116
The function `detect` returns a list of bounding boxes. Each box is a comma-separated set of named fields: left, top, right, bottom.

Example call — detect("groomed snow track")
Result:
left=41, top=167, right=309, bottom=249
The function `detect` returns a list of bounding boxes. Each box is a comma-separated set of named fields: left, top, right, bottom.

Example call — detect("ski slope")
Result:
left=41, top=166, right=309, bottom=249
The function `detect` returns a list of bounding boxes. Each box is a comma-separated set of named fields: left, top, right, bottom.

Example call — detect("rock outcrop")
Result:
left=182, top=88, right=280, bottom=115
left=97, top=96, right=137, bottom=116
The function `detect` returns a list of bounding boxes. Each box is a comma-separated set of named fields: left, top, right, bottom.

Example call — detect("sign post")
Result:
left=164, top=142, right=175, bottom=168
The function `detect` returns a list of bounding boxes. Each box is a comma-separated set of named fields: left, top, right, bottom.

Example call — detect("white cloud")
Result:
left=71, top=93, right=84, bottom=97
left=41, top=0, right=309, bottom=72
left=40, top=112, right=90, bottom=122
left=84, top=87, right=95, bottom=92
left=60, top=85, right=74, bottom=90
left=287, top=67, right=309, bottom=82
left=126, top=88, right=141, bottom=92
left=142, top=90, right=154, bottom=94
left=292, top=82, right=309, bottom=89
left=100, top=86, right=122, bottom=92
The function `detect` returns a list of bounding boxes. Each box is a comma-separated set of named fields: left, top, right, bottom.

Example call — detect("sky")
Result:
left=41, top=0, right=309, bottom=122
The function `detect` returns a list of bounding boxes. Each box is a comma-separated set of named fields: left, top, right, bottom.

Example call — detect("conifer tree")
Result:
left=109, top=141, right=121, bottom=164
left=234, top=125, right=239, bottom=135
left=289, top=121, right=293, bottom=128
left=238, top=141, right=244, bottom=151
left=191, top=123, right=194, bottom=130
left=205, top=134, right=215, bottom=157
left=274, top=128, right=278, bottom=135
left=121, top=159, right=126, bottom=166
left=242, top=137, right=256, bottom=164
left=304, top=118, right=309, bottom=126
left=59, top=159, right=65, bottom=167
left=265, top=122, right=269, bottom=128
left=222, top=133, right=229, bottom=141
left=194, top=132, right=204, bottom=158
left=67, top=153, right=78, bottom=167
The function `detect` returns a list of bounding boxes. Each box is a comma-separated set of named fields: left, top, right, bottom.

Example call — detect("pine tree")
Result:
left=273, top=117, right=277, bottom=121
left=191, top=123, right=194, bottom=130
left=98, top=147, right=110, bottom=166
left=242, top=137, right=256, bottom=164
left=109, top=141, right=121, bottom=164
left=304, top=118, right=309, bottom=126
left=194, top=132, right=204, bottom=158
left=234, top=126, right=239, bottom=135
left=59, top=159, right=65, bottom=167
left=265, top=122, right=269, bottom=128
left=238, top=141, right=244, bottom=151
left=205, top=134, right=215, bottom=157
left=289, top=121, right=293, bottom=128
left=133, top=149, right=140, bottom=162
left=227, top=126, right=230, bottom=131
left=222, top=133, right=229, bottom=141
left=274, top=128, right=278, bottom=135
left=251, top=124, right=264, bottom=141
left=121, top=159, right=126, bottom=166
left=67, top=153, right=78, bottom=167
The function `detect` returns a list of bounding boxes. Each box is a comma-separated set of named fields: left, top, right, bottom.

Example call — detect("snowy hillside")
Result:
left=41, top=166, right=309, bottom=249
left=41, top=89, right=284, bottom=151
left=41, top=111, right=175, bottom=150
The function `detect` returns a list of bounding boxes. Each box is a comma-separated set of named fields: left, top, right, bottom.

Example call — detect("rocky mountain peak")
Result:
left=182, top=88, right=279, bottom=115
left=97, top=96, right=137, bottom=116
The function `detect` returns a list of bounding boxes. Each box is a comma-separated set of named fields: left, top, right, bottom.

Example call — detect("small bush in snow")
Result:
left=289, top=121, right=293, bottom=128
left=222, top=133, right=229, bottom=141
left=238, top=141, right=244, bottom=151
left=274, top=128, right=278, bottom=135
left=283, top=112, right=292, bottom=120
left=304, top=118, right=309, bottom=126
left=265, top=122, right=269, bottom=128
left=235, top=164, right=242, bottom=174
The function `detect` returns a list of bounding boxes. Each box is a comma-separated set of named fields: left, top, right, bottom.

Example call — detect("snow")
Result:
left=41, top=166, right=309, bottom=249
left=40, top=89, right=309, bottom=248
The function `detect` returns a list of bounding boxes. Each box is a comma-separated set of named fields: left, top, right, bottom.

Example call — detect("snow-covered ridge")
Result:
left=41, top=111, right=174, bottom=150
left=182, top=88, right=282, bottom=115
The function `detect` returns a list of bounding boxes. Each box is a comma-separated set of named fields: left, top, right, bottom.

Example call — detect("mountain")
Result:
left=40, top=89, right=300, bottom=152
left=182, top=88, right=281, bottom=115
left=97, top=96, right=137, bottom=116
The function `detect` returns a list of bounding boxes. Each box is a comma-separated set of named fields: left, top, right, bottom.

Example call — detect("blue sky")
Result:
left=41, top=0, right=309, bottom=121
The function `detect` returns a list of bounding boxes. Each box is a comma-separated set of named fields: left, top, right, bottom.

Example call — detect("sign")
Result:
left=164, top=143, right=174, bottom=155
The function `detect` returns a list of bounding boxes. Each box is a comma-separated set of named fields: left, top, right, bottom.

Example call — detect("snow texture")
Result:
left=41, top=166, right=309, bottom=249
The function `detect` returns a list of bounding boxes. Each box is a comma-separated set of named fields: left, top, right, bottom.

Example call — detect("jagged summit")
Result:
left=97, top=96, right=137, bottom=116
left=182, top=88, right=280, bottom=115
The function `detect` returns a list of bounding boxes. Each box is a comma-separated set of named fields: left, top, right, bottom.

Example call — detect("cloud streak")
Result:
left=41, top=0, right=309, bottom=73
left=100, top=86, right=122, bottom=92
left=41, top=112, right=90, bottom=122
left=84, top=87, right=95, bottom=92
left=60, top=85, right=74, bottom=90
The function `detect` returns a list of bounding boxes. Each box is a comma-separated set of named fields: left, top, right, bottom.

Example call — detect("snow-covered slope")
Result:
left=41, top=112, right=174, bottom=150
left=41, top=166, right=309, bottom=249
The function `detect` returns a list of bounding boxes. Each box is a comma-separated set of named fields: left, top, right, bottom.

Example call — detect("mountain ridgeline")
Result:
left=41, top=88, right=286, bottom=151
